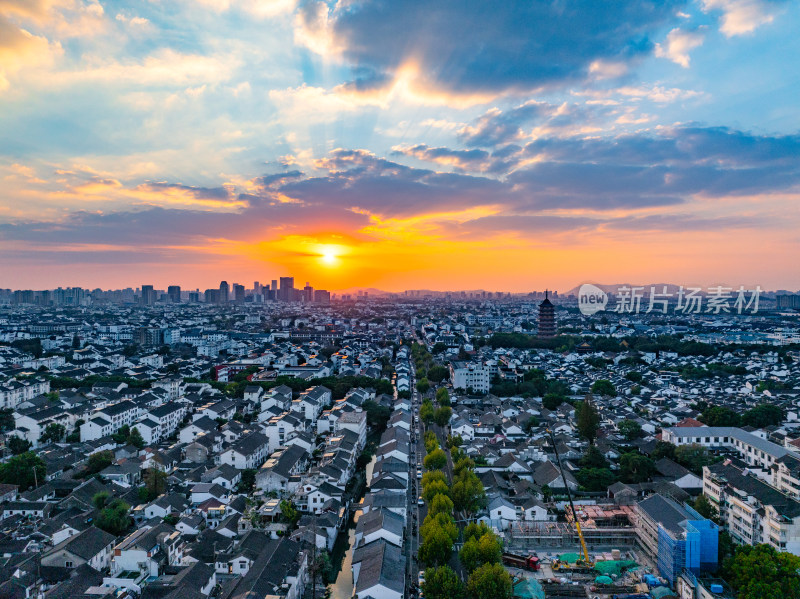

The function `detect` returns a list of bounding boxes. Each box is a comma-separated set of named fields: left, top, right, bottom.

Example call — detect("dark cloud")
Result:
left=0, top=200, right=371, bottom=248
left=2, top=126, right=796, bottom=253
left=259, top=170, right=305, bottom=187
left=140, top=182, right=232, bottom=201
left=319, top=0, right=684, bottom=94
left=392, top=144, right=490, bottom=169
left=458, top=103, right=549, bottom=147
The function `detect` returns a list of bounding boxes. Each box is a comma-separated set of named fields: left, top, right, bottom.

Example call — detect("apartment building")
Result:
left=663, top=426, right=797, bottom=473
left=449, top=360, right=491, bottom=393
left=704, top=462, right=800, bottom=554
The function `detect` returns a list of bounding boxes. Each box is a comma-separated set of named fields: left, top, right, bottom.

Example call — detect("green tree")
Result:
left=0, top=452, right=46, bottom=491
left=428, top=366, right=450, bottom=383
left=128, top=427, right=145, bottom=449
left=652, top=441, right=676, bottom=461
left=309, top=548, right=335, bottom=585
left=618, top=419, right=642, bottom=441
left=575, top=467, right=617, bottom=491
left=466, top=563, right=512, bottom=599
left=422, top=470, right=447, bottom=489
left=240, top=469, right=256, bottom=493
left=280, top=500, right=300, bottom=527
left=424, top=448, right=448, bottom=471
left=620, top=452, right=656, bottom=484
left=674, top=443, right=714, bottom=474
left=459, top=532, right=502, bottom=573
left=84, top=450, right=114, bottom=477
left=576, top=396, right=600, bottom=445
left=453, top=457, right=475, bottom=477
left=693, top=494, right=719, bottom=523
left=95, top=499, right=131, bottom=535
left=451, top=472, right=486, bottom=514
left=590, top=379, right=616, bottom=397
left=422, top=565, right=464, bottom=599
left=462, top=522, right=493, bottom=544
left=0, top=409, right=15, bottom=432
left=112, top=424, right=131, bottom=444
left=92, top=491, right=110, bottom=509
left=142, top=468, right=167, bottom=501
left=523, top=416, right=539, bottom=433
left=422, top=480, right=451, bottom=503
left=427, top=494, right=455, bottom=517
left=417, top=378, right=431, bottom=394
left=419, top=524, right=454, bottom=566
left=431, top=342, right=448, bottom=355
left=40, top=422, right=66, bottom=444
left=435, top=387, right=450, bottom=405
left=580, top=445, right=608, bottom=469
left=420, top=401, right=436, bottom=425
left=701, top=406, right=741, bottom=427
left=742, top=404, right=785, bottom=428
left=362, top=400, right=391, bottom=432
left=421, top=513, right=458, bottom=543
left=542, top=393, right=567, bottom=411
left=723, top=544, right=800, bottom=599
left=718, top=530, right=735, bottom=564
left=7, top=436, right=32, bottom=455
left=625, top=371, right=643, bottom=383
left=434, top=406, right=452, bottom=427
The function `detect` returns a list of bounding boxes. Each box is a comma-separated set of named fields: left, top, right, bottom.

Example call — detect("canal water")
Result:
left=329, top=455, right=376, bottom=599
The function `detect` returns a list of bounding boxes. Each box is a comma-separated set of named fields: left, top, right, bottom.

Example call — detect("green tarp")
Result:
left=558, top=552, right=580, bottom=563
left=594, top=576, right=614, bottom=585
left=593, top=559, right=638, bottom=575
left=513, top=578, right=545, bottom=599
left=651, top=586, right=677, bottom=599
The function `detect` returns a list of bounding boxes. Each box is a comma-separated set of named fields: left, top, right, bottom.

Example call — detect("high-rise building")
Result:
left=314, top=289, right=331, bottom=304
left=304, top=282, right=314, bottom=302
left=219, top=281, right=229, bottom=303
left=204, top=288, right=220, bottom=303
left=233, top=284, right=245, bottom=303
left=167, top=285, right=181, bottom=303
left=777, top=294, right=800, bottom=309
left=141, top=285, right=156, bottom=306
left=271, top=280, right=278, bottom=292
left=188, top=291, right=200, bottom=303
left=279, top=277, right=294, bottom=302
left=538, top=290, right=556, bottom=337
left=253, top=281, right=261, bottom=294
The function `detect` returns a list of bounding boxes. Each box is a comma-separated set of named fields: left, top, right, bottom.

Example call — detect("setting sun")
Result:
left=317, top=244, right=347, bottom=267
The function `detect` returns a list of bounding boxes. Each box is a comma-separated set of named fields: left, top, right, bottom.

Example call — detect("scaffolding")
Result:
left=505, top=520, right=639, bottom=551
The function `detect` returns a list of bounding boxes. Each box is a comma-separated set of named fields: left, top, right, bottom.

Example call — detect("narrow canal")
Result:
left=328, top=454, right=376, bottom=599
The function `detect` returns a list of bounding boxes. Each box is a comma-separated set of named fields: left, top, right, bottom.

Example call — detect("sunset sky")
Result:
left=1, top=0, right=799, bottom=292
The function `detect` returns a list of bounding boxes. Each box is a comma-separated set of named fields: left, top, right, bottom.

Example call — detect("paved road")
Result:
left=406, top=361, right=422, bottom=597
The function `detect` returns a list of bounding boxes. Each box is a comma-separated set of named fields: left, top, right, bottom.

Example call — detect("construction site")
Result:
left=501, top=510, right=669, bottom=599
left=500, top=433, right=677, bottom=599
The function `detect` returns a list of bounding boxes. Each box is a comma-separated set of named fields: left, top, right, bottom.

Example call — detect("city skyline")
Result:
left=2, top=1, right=799, bottom=291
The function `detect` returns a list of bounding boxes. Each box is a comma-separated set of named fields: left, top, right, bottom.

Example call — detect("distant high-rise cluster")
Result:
left=191, top=276, right=331, bottom=305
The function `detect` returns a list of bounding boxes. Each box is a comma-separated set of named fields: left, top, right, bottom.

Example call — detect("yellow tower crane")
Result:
left=547, top=429, right=593, bottom=571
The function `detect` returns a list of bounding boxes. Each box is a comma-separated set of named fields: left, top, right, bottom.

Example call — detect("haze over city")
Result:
left=1, top=0, right=799, bottom=291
